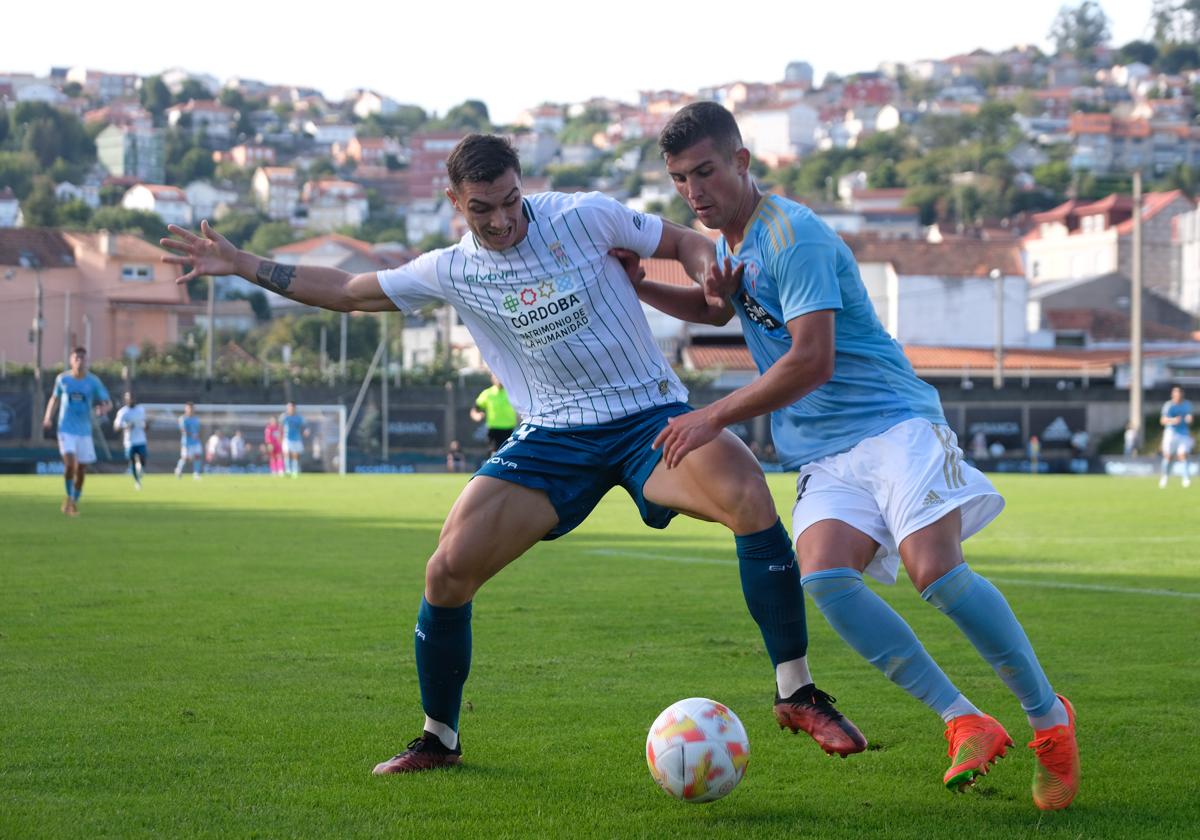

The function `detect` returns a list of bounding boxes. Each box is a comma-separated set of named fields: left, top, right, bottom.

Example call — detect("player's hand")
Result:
left=653, top=407, right=722, bottom=469
left=42, top=418, right=52, bottom=431
left=704, top=257, right=743, bottom=303
left=160, top=220, right=238, bottom=283
left=609, top=248, right=646, bottom=287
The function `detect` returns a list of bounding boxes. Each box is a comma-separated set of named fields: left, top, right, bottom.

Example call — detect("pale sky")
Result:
left=5, top=0, right=1158, bottom=123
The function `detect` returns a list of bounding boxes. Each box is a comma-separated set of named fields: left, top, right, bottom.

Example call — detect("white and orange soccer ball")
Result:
left=645, top=697, right=750, bottom=803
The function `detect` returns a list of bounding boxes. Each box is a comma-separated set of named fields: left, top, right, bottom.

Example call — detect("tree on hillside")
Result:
left=1152, top=0, right=1200, bottom=45
left=1116, top=39, right=1159, bottom=65
left=433, top=100, right=491, bottom=132
left=1049, top=1, right=1111, bottom=63
left=88, top=207, right=169, bottom=241
left=140, top=75, right=172, bottom=121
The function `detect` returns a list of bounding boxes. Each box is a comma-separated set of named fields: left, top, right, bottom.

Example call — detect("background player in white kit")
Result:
left=1159, top=386, right=1193, bottom=488
left=113, top=391, right=148, bottom=489
left=160, top=133, right=866, bottom=778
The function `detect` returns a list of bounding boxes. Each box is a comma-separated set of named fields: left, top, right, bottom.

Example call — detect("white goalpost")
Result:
left=139, top=403, right=347, bottom=474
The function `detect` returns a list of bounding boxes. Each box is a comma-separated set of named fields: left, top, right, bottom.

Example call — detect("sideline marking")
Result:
left=583, top=549, right=1200, bottom=599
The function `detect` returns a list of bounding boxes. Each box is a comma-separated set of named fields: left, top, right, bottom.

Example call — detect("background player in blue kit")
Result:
left=113, top=391, right=148, bottom=489
left=281, top=402, right=308, bottom=477
left=1159, top=386, right=1193, bottom=488
left=627, top=101, right=1078, bottom=810
left=174, top=402, right=203, bottom=479
left=42, top=347, right=111, bottom=516
left=161, top=133, right=866, bottom=778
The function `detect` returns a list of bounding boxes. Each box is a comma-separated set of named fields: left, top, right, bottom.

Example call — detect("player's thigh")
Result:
left=642, top=429, right=777, bottom=534
left=430, top=476, right=559, bottom=587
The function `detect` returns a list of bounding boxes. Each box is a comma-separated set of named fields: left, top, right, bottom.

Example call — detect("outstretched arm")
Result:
left=161, top=220, right=396, bottom=313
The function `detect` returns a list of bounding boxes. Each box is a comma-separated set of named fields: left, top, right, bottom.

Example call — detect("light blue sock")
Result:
left=802, top=568, right=960, bottom=716
left=1162, top=457, right=1171, bottom=477
left=64, top=476, right=72, bottom=497
left=922, top=564, right=1057, bottom=719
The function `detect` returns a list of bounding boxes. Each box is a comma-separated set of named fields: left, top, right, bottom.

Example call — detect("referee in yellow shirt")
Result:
left=471, top=373, right=519, bottom=454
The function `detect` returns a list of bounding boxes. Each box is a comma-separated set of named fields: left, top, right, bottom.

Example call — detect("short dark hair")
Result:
left=446, top=134, right=521, bottom=189
left=658, top=101, right=743, bottom=159
left=72, top=346, right=87, bottom=356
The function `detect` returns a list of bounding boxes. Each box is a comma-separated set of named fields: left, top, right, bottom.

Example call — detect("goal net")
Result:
left=137, top=403, right=347, bottom=474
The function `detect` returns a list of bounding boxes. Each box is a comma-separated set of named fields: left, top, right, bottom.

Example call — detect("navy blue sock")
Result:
left=414, top=598, right=472, bottom=732
left=736, top=519, right=807, bottom=667
left=922, top=564, right=1057, bottom=718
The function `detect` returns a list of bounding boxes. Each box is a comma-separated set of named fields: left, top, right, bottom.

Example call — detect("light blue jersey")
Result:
left=718, top=195, right=945, bottom=468
left=179, top=416, right=201, bottom=446
left=282, top=414, right=305, bottom=443
left=1162, top=399, right=1193, bottom=434
left=53, top=372, right=109, bottom=436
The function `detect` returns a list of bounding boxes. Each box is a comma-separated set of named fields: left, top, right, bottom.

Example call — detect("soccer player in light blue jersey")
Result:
left=174, top=402, right=203, bottom=479
left=160, top=133, right=865, bottom=777
left=1158, top=386, right=1193, bottom=488
left=636, top=102, right=1078, bottom=810
left=280, top=402, right=308, bottom=477
left=42, top=347, right=111, bottom=516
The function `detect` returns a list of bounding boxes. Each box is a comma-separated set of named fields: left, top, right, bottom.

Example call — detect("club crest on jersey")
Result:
left=745, top=261, right=761, bottom=293
left=547, top=241, right=572, bottom=270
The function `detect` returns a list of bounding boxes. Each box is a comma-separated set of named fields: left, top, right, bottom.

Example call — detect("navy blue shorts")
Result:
left=474, top=402, right=691, bottom=540
left=126, top=444, right=148, bottom=461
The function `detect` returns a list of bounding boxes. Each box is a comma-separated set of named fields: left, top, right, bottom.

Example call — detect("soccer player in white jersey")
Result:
left=1158, top=386, right=1193, bottom=488
left=160, top=133, right=867, bottom=776
left=629, top=102, right=1079, bottom=810
left=113, top=391, right=148, bottom=489
left=42, top=347, right=111, bottom=516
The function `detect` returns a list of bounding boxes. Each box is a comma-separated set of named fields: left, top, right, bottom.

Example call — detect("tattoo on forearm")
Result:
left=255, top=261, right=296, bottom=296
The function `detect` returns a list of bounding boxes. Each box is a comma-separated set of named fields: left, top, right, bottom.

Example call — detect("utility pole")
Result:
left=205, top=274, right=216, bottom=389
left=33, top=271, right=44, bottom=434
left=63, top=289, right=71, bottom=366
left=339, top=311, right=348, bottom=379
left=1130, top=170, right=1144, bottom=448
left=990, top=268, right=1004, bottom=389
left=380, top=311, right=389, bottom=461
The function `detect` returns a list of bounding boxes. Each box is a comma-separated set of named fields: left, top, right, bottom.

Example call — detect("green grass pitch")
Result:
left=1, top=472, right=1197, bottom=838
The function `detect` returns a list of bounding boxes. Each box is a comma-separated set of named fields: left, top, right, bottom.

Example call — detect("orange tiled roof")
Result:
left=274, top=233, right=376, bottom=257
left=842, top=236, right=1024, bottom=277
left=686, top=343, right=1192, bottom=374
left=1115, top=190, right=1191, bottom=235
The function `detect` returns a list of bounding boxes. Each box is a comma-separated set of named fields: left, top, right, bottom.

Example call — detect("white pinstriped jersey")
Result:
left=377, top=192, right=688, bottom=427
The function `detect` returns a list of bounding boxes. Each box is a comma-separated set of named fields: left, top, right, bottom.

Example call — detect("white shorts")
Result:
left=282, top=439, right=304, bottom=456
left=791, top=418, right=1005, bottom=585
left=58, top=432, right=97, bottom=465
left=1162, top=431, right=1193, bottom=457
left=181, top=443, right=202, bottom=459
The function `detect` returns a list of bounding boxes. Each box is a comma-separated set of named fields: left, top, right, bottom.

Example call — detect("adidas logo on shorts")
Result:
left=922, top=490, right=944, bottom=507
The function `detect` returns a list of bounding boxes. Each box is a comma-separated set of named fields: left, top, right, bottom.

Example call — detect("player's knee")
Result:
left=424, top=548, right=479, bottom=605
left=714, top=471, right=776, bottom=532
